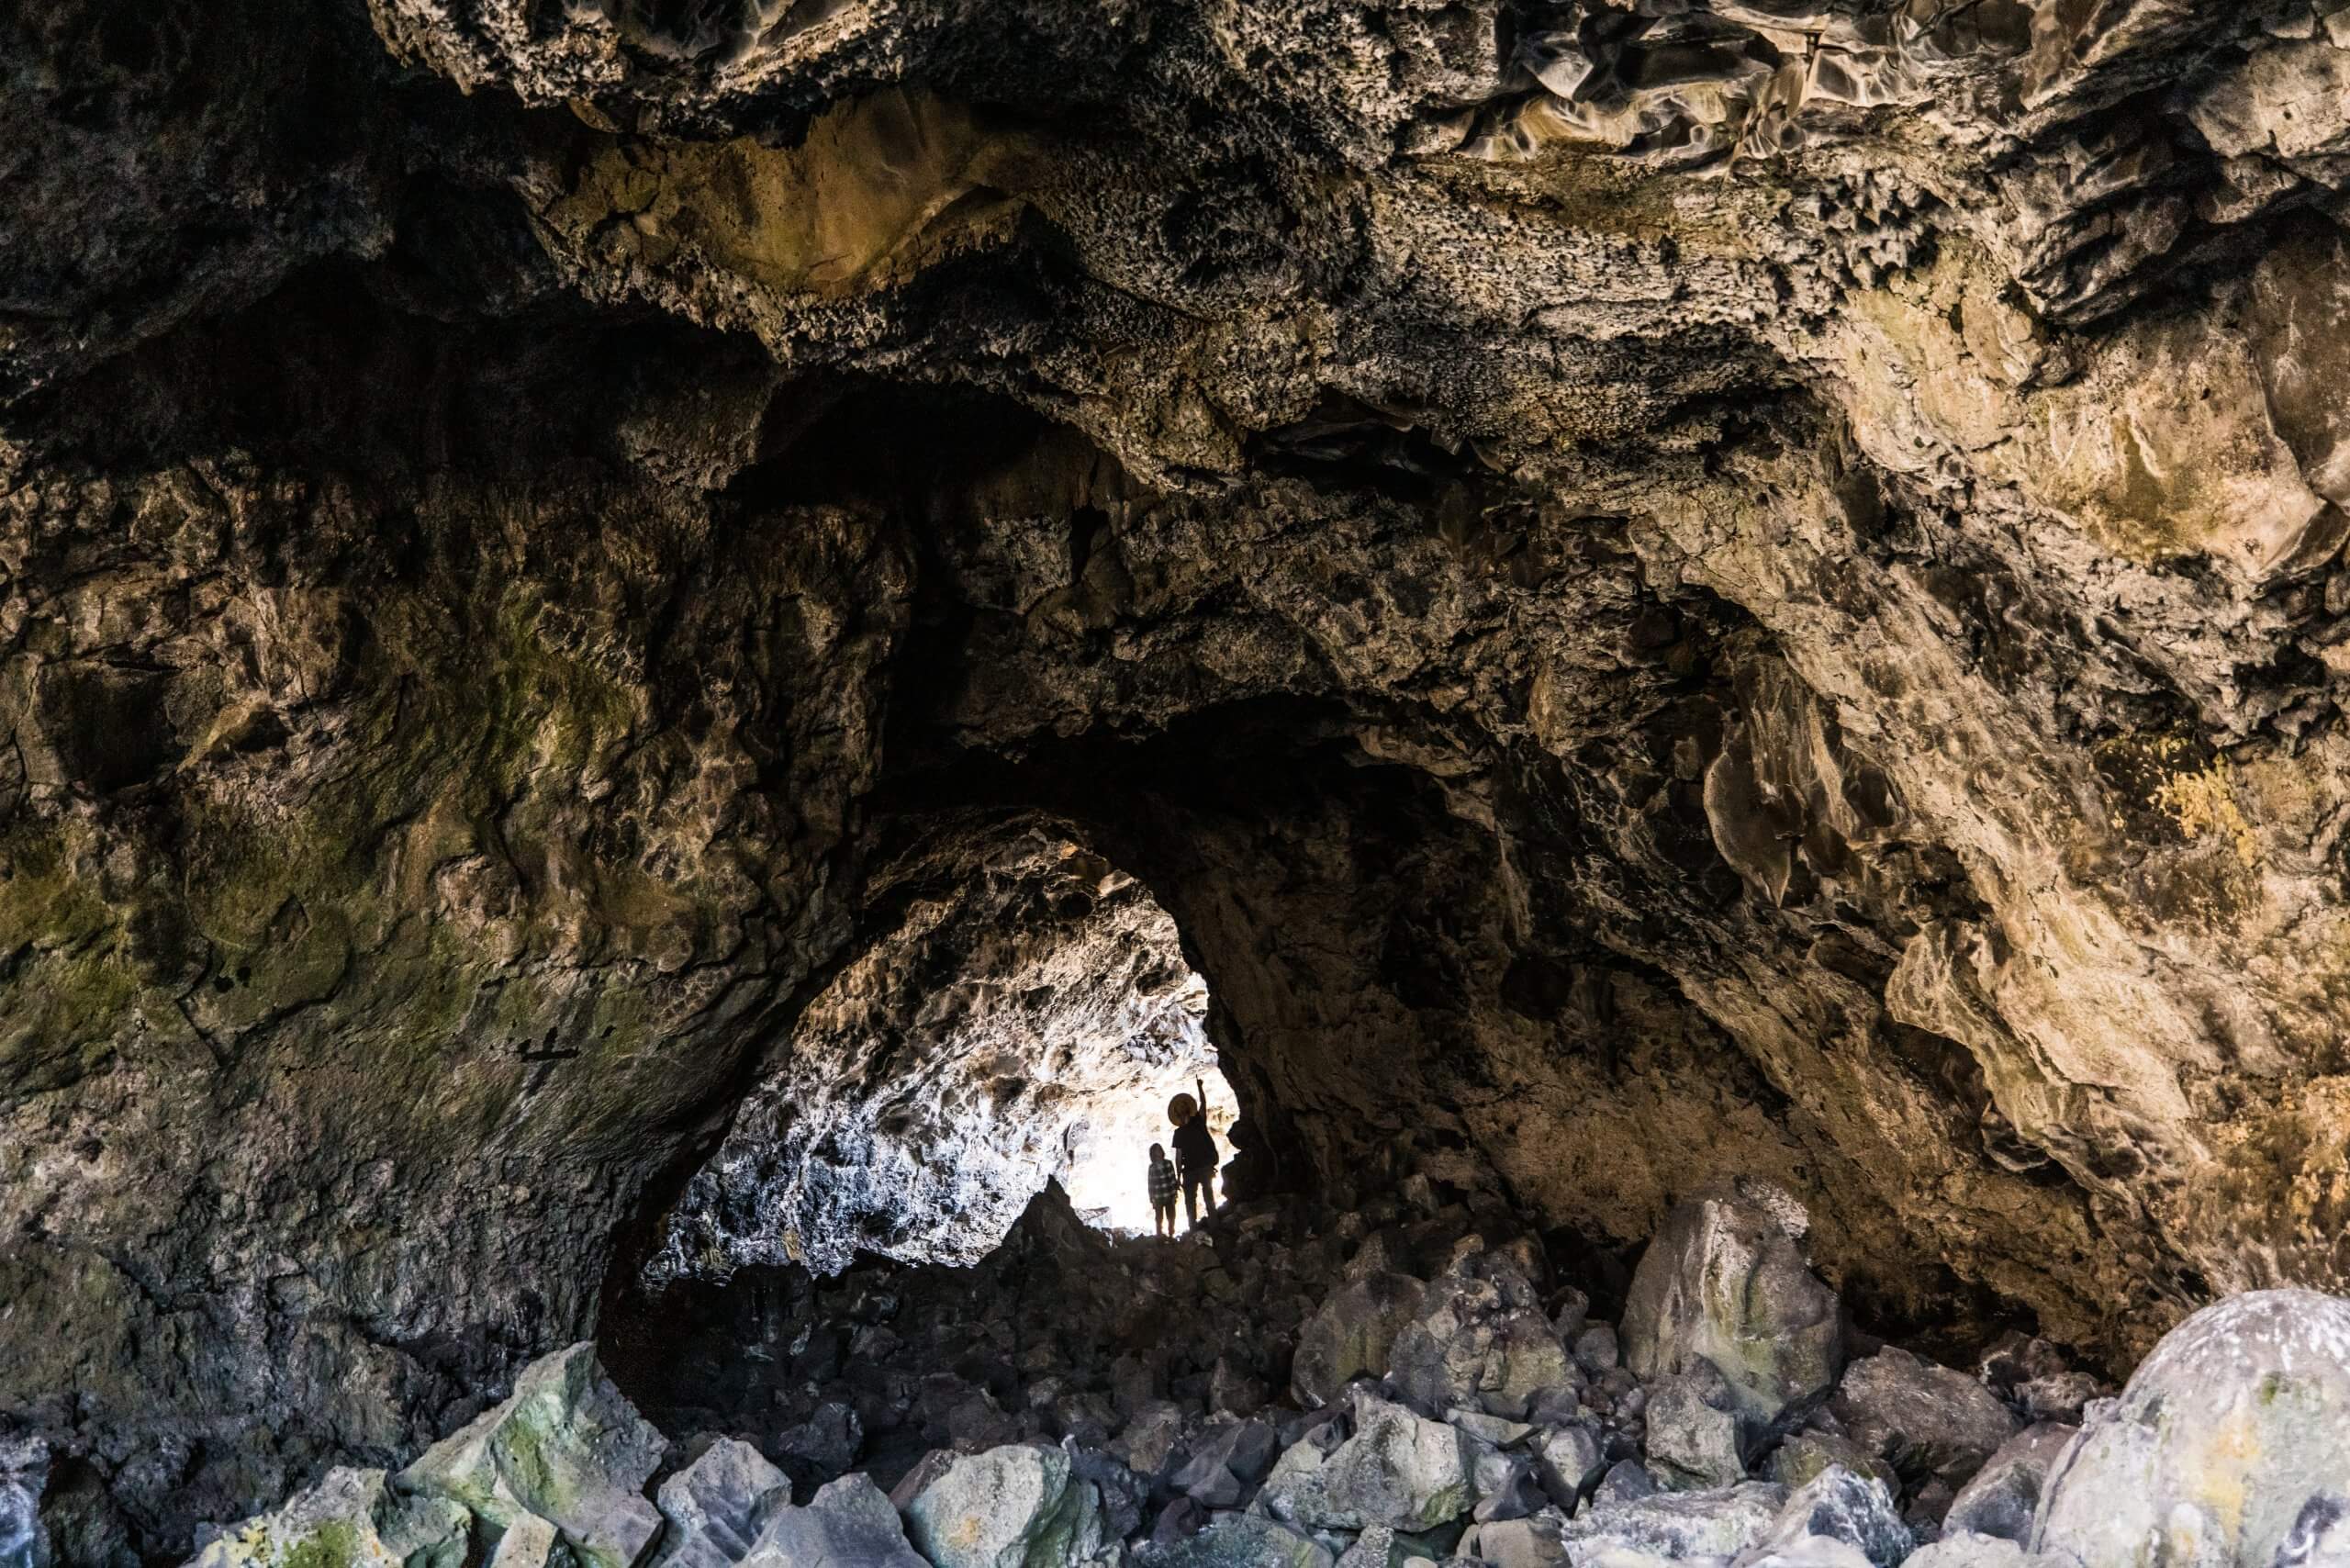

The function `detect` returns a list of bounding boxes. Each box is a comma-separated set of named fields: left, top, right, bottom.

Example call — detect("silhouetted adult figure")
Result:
left=1171, top=1077, right=1218, bottom=1229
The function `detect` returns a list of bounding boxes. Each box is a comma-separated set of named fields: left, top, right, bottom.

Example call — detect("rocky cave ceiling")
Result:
left=9, top=0, right=2350, bottom=1557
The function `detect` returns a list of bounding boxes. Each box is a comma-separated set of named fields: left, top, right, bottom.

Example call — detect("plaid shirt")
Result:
left=1147, top=1156, right=1178, bottom=1207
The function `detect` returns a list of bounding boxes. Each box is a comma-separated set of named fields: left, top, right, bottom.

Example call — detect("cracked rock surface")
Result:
left=14, top=0, right=2350, bottom=1558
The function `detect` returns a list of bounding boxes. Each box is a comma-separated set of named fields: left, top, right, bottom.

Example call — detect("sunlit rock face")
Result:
left=14, top=0, right=2350, bottom=1556
left=649, top=818, right=1220, bottom=1278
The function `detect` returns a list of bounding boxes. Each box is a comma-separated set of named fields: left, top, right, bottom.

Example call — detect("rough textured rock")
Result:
left=1940, top=1424, right=2075, bottom=1546
left=1898, top=1538, right=2075, bottom=1568
left=2277, top=1497, right=2350, bottom=1568
left=0, top=1439, right=45, bottom=1568
left=1756, top=1467, right=1911, bottom=1568
left=648, top=1439, right=788, bottom=1568
left=1293, top=1275, right=1432, bottom=1410
left=20, top=0, right=2350, bottom=1555
left=1830, top=1350, right=2020, bottom=1488
left=396, top=1344, right=664, bottom=1568
left=1644, top=1367, right=1748, bottom=1491
left=2034, top=1290, right=2350, bottom=1568
left=1145, top=1513, right=1332, bottom=1568
left=1386, top=1261, right=1571, bottom=1420
left=185, top=1468, right=467, bottom=1568
left=1622, top=1196, right=1844, bottom=1441
left=898, top=1444, right=1105, bottom=1568
left=745, top=1473, right=924, bottom=1568
left=1260, top=1392, right=1473, bottom=1534
left=1770, top=1433, right=1895, bottom=1495
left=1557, top=1482, right=1788, bottom=1562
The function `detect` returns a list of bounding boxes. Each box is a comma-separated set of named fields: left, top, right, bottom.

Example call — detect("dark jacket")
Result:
left=1172, top=1115, right=1216, bottom=1174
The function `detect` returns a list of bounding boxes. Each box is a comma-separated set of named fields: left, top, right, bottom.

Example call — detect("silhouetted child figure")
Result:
left=1147, top=1143, right=1178, bottom=1238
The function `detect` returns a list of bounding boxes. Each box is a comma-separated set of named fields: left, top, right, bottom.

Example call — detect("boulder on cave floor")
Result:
left=896, top=1442, right=1105, bottom=1568
left=2033, top=1289, right=2350, bottom=1568
left=1461, top=1513, right=1571, bottom=1568
left=648, top=1438, right=788, bottom=1568
left=1531, top=1421, right=1606, bottom=1511
left=1767, top=1430, right=1895, bottom=1495
left=744, top=1473, right=924, bottom=1567
left=1644, top=1362, right=1748, bottom=1490
left=1170, top=1418, right=1281, bottom=1509
left=1974, top=1338, right=2105, bottom=1429
left=397, top=1342, right=665, bottom=1568
left=2, top=1436, right=48, bottom=1568
left=1897, top=1535, right=2079, bottom=1568
left=1385, top=1257, right=1573, bottom=1422
left=1258, top=1389, right=1473, bottom=1534
left=1752, top=1465, right=1910, bottom=1568
left=183, top=1466, right=469, bottom=1568
left=1555, top=1479, right=1787, bottom=1562
left=1292, top=1273, right=1430, bottom=1409
left=1138, top=1512, right=1332, bottom=1568
left=1828, top=1349, right=2019, bottom=1490
left=1620, top=1194, right=1843, bottom=1444
left=1938, top=1424, right=2074, bottom=1545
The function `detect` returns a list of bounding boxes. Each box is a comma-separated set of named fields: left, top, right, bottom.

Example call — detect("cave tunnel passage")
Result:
left=638, top=814, right=1241, bottom=1289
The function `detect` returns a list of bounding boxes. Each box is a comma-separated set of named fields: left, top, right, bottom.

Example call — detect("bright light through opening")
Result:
left=1061, top=1047, right=1237, bottom=1237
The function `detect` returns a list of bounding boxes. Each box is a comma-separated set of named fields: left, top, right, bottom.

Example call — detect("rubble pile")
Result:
left=162, top=1180, right=2350, bottom=1568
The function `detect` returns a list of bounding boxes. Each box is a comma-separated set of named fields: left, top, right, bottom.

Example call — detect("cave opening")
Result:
left=636, top=814, right=1241, bottom=1281
left=597, top=810, right=1262, bottom=1461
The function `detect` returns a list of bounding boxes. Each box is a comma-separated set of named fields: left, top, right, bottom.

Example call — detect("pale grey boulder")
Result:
left=1942, top=1425, right=2076, bottom=1545
left=1830, top=1350, right=2019, bottom=1487
left=1737, top=1539, right=1874, bottom=1568
left=899, top=1444, right=1104, bottom=1568
left=1461, top=1515, right=1570, bottom=1568
left=1470, top=1449, right=1545, bottom=1524
left=1258, top=1391, right=1472, bottom=1534
left=1334, top=1522, right=1397, bottom=1568
left=2034, top=1291, right=2350, bottom=1568
left=1648, top=1363, right=1749, bottom=1490
left=184, top=1467, right=470, bottom=1568
left=1293, top=1275, right=1430, bottom=1408
left=1142, top=1514, right=1333, bottom=1568
left=745, top=1473, right=924, bottom=1568
left=1898, top=1533, right=2079, bottom=1568
left=1558, top=1481, right=1788, bottom=1561
left=1531, top=1423, right=1606, bottom=1509
left=1, top=1437, right=48, bottom=1568
left=397, top=1342, right=664, bottom=1568
left=1622, top=1198, right=1843, bottom=1442
left=650, top=1438, right=789, bottom=1568
left=485, top=1512, right=563, bottom=1568
left=1752, top=1466, right=1909, bottom=1568
left=1386, top=1266, right=1572, bottom=1422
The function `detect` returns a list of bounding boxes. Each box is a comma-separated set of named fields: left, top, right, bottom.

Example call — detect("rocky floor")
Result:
left=93, top=1177, right=2350, bottom=1568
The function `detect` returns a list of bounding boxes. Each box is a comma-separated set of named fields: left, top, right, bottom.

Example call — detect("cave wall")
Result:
left=10, top=0, right=2350, bottom=1556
